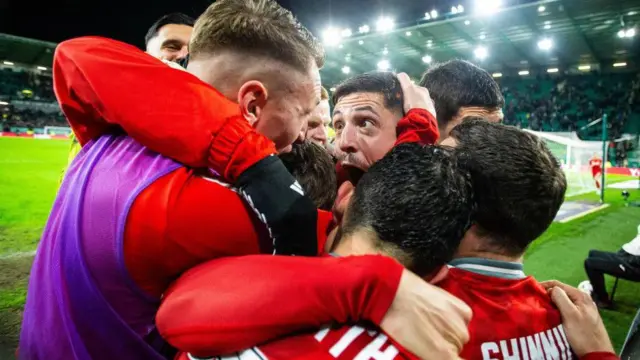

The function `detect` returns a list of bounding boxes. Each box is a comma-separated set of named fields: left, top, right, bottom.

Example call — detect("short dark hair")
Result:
left=278, top=142, right=337, bottom=211
left=332, top=72, right=403, bottom=115
left=419, top=60, right=504, bottom=129
left=190, top=0, right=324, bottom=71
left=341, top=143, right=474, bottom=276
left=145, top=13, right=195, bottom=46
left=449, top=119, right=567, bottom=255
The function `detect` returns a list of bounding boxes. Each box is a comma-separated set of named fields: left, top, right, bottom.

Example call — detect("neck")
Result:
left=455, top=234, right=524, bottom=263
left=333, top=232, right=380, bottom=257
left=454, top=249, right=523, bottom=263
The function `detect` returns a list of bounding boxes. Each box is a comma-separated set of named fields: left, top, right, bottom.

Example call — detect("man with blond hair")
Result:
left=21, top=0, right=470, bottom=359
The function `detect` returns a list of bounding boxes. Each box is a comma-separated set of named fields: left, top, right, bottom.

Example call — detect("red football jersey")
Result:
left=175, top=324, right=414, bottom=360
left=439, top=267, right=575, bottom=360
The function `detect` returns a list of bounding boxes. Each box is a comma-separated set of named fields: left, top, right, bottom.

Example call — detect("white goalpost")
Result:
left=524, top=129, right=608, bottom=198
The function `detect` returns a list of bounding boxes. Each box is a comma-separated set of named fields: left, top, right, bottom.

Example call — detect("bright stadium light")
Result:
left=518, top=70, right=530, bottom=76
left=626, top=28, right=636, bottom=37
left=458, top=5, right=464, bottom=13
left=452, top=6, right=458, bottom=14
left=341, top=28, right=352, bottom=37
left=538, top=6, right=546, bottom=12
left=342, top=66, right=351, bottom=74
left=538, top=38, right=553, bottom=51
left=474, top=46, right=488, bottom=60
left=37, top=66, right=47, bottom=71
left=492, top=72, right=502, bottom=78
left=578, top=65, right=591, bottom=71
left=383, top=47, right=389, bottom=55
left=359, top=25, right=370, bottom=34
left=613, top=62, right=627, bottom=67
left=322, top=27, right=342, bottom=47
left=547, top=68, right=559, bottom=73
left=3, top=61, right=14, bottom=66
left=465, top=20, right=471, bottom=25
left=422, top=55, right=432, bottom=63
left=425, top=13, right=431, bottom=20
left=618, top=29, right=626, bottom=38
left=330, top=87, right=336, bottom=92
left=544, top=21, right=551, bottom=30
left=476, top=0, right=502, bottom=16
left=358, top=40, right=364, bottom=45
left=0, top=101, right=8, bottom=105
left=430, top=10, right=438, bottom=19
left=376, top=16, right=395, bottom=33
left=479, top=33, right=486, bottom=40
left=377, top=59, right=391, bottom=71
left=406, top=31, right=412, bottom=36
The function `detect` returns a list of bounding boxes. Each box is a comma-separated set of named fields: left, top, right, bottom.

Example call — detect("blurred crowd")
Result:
left=1, top=65, right=638, bottom=163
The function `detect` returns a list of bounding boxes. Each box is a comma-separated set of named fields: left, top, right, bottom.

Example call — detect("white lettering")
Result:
left=520, top=337, right=530, bottom=360
left=557, top=325, right=573, bottom=359
left=315, top=327, right=330, bottom=342
left=481, top=342, right=500, bottom=360
left=354, top=333, right=399, bottom=360
left=630, top=168, right=640, bottom=177
left=552, top=327, right=568, bottom=360
left=526, top=334, right=544, bottom=360
left=329, top=326, right=365, bottom=357
left=500, top=338, right=521, bottom=360
left=540, top=330, right=560, bottom=359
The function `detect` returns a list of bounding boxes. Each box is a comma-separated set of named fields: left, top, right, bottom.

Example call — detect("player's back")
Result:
left=439, top=259, right=575, bottom=360
left=177, top=324, right=413, bottom=360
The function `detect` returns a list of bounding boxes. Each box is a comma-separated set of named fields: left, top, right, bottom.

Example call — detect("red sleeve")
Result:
left=53, top=36, right=275, bottom=179
left=580, top=352, right=619, bottom=360
left=394, top=108, right=440, bottom=146
left=125, top=171, right=334, bottom=297
left=155, top=255, right=403, bottom=356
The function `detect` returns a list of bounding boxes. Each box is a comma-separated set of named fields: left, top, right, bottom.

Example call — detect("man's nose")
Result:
left=339, top=124, right=357, bottom=153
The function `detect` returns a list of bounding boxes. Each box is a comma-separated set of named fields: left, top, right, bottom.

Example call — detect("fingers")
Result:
left=396, top=72, right=412, bottom=94
left=540, top=280, right=563, bottom=290
left=549, top=287, right=579, bottom=318
left=543, top=280, right=590, bottom=305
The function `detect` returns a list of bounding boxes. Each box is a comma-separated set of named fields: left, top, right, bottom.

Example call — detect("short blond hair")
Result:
left=190, top=0, right=324, bottom=72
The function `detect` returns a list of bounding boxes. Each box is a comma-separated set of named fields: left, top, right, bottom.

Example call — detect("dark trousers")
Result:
left=584, top=249, right=640, bottom=302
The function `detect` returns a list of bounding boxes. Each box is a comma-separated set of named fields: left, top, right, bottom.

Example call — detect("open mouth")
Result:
left=343, top=165, right=366, bottom=186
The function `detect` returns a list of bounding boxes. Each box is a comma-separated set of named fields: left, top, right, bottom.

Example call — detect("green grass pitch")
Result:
left=0, top=136, right=639, bottom=355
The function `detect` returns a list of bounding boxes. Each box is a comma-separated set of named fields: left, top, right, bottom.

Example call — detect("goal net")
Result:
left=524, top=129, right=607, bottom=198
left=43, top=126, right=73, bottom=136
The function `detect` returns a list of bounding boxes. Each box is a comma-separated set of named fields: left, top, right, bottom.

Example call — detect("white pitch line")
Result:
left=0, top=250, right=36, bottom=260
left=559, top=203, right=610, bottom=223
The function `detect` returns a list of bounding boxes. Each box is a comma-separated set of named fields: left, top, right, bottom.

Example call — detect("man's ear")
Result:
left=237, top=80, right=268, bottom=126
left=424, top=265, right=449, bottom=285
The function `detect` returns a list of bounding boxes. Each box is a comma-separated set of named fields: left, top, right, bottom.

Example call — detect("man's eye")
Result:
left=360, top=119, right=374, bottom=128
left=334, top=122, right=344, bottom=130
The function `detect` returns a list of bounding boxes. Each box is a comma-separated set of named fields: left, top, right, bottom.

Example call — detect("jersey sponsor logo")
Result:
left=480, top=324, right=574, bottom=360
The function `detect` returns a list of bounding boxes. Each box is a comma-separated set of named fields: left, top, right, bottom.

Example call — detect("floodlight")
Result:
left=359, top=25, right=370, bottom=34
left=452, top=7, right=458, bottom=15
left=547, top=68, right=559, bottom=73
left=377, top=60, right=390, bottom=71
left=406, top=31, right=412, bottom=36
left=626, top=28, right=636, bottom=37
left=492, top=72, right=502, bottom=78
left=613, top=62, right=627, bottom=67
left=430, top=10, right=438, bottom=19
left=422, top=55, right=432, bottom=63
left=341, top=28, right=352, bottom=37
left=376, top=17, right=395, bottom=33
left=322, top=27, right=341, bottom=47
left=474, top=46, right=488, bottom=60
left=538, top=38, right=553, bottom=51
left=578, top=65, right=591, bottom=71
left=618, top=29, right=626, bottom=38
left=37, top=66, right=47, bottom=71
left=342, top=66, right=351, bottom=74
left=538, top=6, right=545, bottom=12
left=476, top=0, right=502, bottom=16
left=518, top=70, right=530, bottom=76
left=465, top=20, right=471, bottom=25
left=3, top=61, right=14, bottom=66
left=458, top=5, right=464, bottom=13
